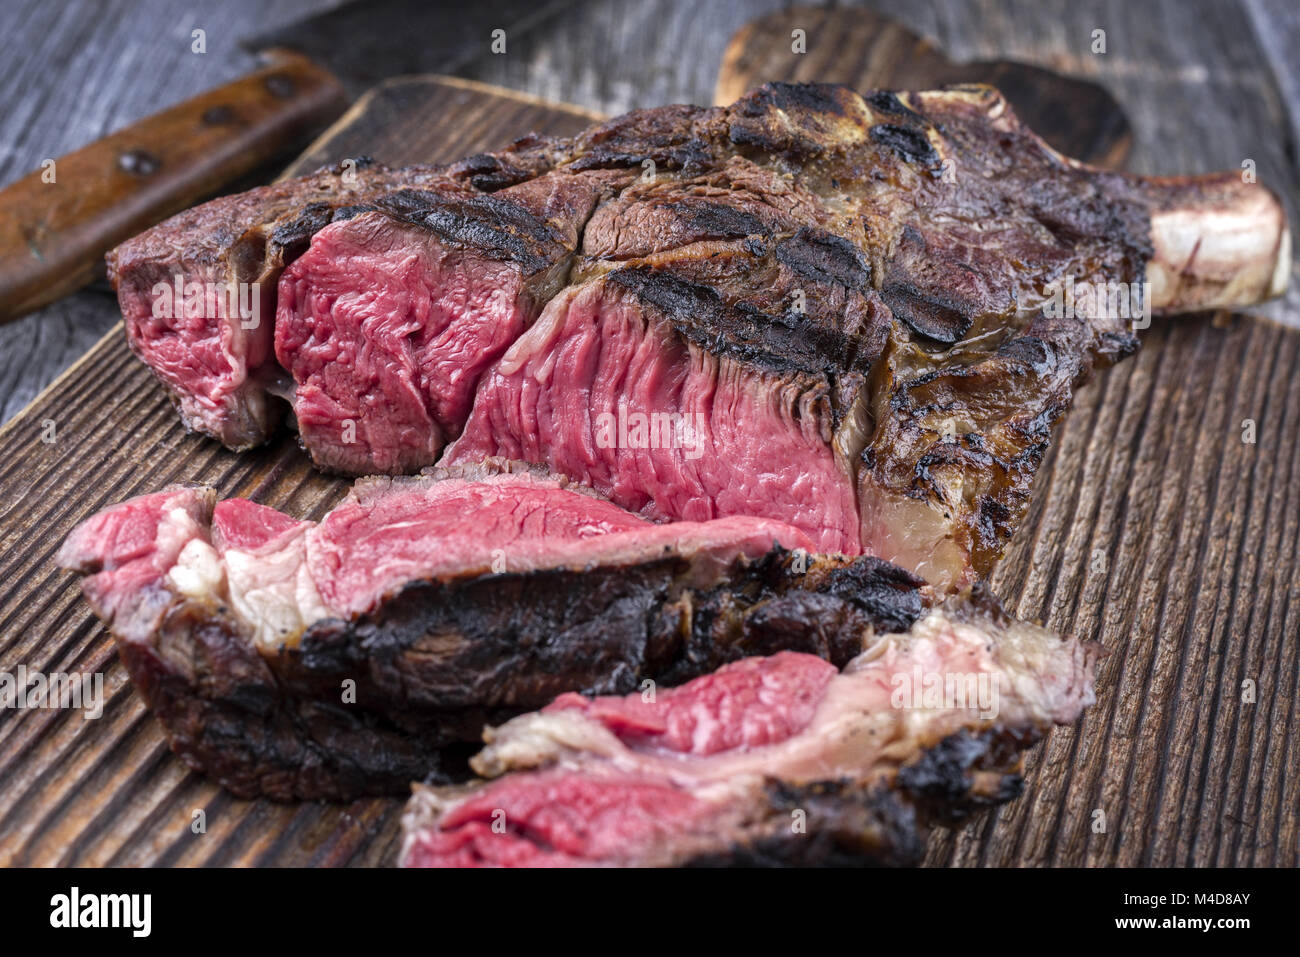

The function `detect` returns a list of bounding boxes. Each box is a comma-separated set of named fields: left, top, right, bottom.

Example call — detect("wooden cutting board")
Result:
left=0, top=65, right=1296, bottom=866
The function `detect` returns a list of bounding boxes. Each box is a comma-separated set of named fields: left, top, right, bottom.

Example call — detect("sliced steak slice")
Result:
left=56, top=461, right=924, bottom=800
left=103, top=128, right=573, bottom=451
left=400, top=591, right=1100, bottom=867
left=106, top=160, right=463, bottom=449
left=273, top=169, right=630, bottom=473
left=441, top=228, right=889, bottom=554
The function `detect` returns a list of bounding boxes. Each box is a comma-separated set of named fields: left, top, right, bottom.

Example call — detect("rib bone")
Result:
left=1143, top=171, right=1290, bottom=312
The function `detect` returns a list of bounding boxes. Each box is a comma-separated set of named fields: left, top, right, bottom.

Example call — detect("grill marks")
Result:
left=869, top=124, right=943, bottom=171
left=435, top=84, right=1158, bottom=580
left=604, top=265, right=870, bottom=378
left=343, top=183, right=592, bottom=274
left=775, top=227, right=872, bottom=290
left=881, top=225, right=985, bottom=343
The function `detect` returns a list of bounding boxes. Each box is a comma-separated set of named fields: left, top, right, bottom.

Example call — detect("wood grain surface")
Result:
left=1, top=77, right=1297, bottom=867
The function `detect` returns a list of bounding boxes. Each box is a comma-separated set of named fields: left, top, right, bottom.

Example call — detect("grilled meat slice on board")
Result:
left=56, top=459, right=925, bottom=800
left=400, top=589, right=1100, bottom=867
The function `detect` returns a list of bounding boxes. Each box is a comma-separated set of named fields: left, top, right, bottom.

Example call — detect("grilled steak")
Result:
left=108, top=83, right=1288, bottom=588
left=56, top=461, right=924, bottom=800
left=400, top=591, right=1100, bottom=867
left=442, top=85, right=1287, bottom=587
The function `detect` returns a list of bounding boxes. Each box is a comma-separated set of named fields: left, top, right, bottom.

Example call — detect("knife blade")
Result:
left=241, top=0, right=577, bottom=98
left=0, top=0, right=575, bottom=324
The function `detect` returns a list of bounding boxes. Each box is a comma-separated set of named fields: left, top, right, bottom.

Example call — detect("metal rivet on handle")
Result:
left=118, top=150, right=161, bottom=176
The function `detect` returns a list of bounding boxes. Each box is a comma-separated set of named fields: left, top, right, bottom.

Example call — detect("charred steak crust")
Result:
left=146, top=550, right=920, bottom=801
left=894, top=728, right=1031, bottom=823
left=659, top=551, right=924, bottom=685
left=114, top=604, right=485, bottom=800
left=296, top=548, right=923, bottom=702
left=604, top=248, right=880, bottom=380
left=332, top=187, right=583, bottom=273
left=681, top=726, right=1034, bottom=868
left=397, top=597, right=1101, bottom=867
left=681, top=782, right=926, bottom=868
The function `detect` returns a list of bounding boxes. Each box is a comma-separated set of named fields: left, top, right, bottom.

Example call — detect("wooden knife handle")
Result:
left=0, top=49, right=347, bottom=323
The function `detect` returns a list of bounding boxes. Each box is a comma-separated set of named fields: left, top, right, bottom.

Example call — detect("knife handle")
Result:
left=0, top=49, right=347, bottom=324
